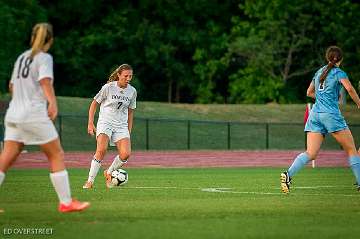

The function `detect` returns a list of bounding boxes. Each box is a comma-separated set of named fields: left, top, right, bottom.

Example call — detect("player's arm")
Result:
left=128, top=108, right=134, bottom=134
left=39, top=78, right=58, bottom=120
left=306, top=81, right=315, bottom=99
left=340, top=78, right=360, bottom=108
left=88, top=100, right=98, bottom=135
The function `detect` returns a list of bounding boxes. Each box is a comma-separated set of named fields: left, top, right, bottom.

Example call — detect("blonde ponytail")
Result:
left=30, top=23, right=53, bottom=59
left=107, top=64, right=133, bottom=83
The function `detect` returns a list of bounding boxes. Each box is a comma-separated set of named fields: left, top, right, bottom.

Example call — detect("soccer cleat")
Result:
left=58, top=199, right=90, bottom=213
left=104, top=170, right=112, bottom=188
left=82, top=181, right=93, bottom=189
left=280, top=171, right=291, bottom=194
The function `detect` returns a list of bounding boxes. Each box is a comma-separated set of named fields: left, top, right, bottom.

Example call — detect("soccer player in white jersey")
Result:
left=280, top=46, right=360, bottom=193
left=0, top=23, right=90, bottom=213
left=83, top=64, right=137, bottom=189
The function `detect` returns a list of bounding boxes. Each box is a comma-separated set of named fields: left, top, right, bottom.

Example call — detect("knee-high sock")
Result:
left=50, top=170, right=72, bottom=205
left=348, top=155, right=360, bottom=185
left=0, top=171, right=5, bottom=187
left=288, top=152, right=310, bottom=177
left=87, top=158, right=102, bottom=183
left=107, top=155, right=127, bottom=174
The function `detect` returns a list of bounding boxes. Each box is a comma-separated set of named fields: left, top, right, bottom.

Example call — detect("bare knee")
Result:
left=119, top=152, right=130, bottom=161
left=95, top=148, right=107, bottom=160
left=57, top=148, right=65, bottom=160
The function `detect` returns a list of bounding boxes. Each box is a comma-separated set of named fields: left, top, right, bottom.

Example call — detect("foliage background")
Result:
left=0, top=0, right=359, bottom=103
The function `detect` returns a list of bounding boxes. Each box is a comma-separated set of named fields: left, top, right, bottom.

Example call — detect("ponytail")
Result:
left=30, top=23, right=53, bottom=59
left=318, top=46, right=343, bottom=88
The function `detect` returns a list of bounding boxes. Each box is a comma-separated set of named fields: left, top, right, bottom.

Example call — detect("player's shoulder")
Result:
left=102, top=81, right=115, bottom=89
left=314, top=66, right=326, bottom=78
left=333, top=67, right=345, bottom=74
left=127, top=84, right=137, bottom=93
left=36, top=51, right=53, bottom=61
left=332, top=67, right=348, bottom=78
left=15, top=49, right=31, bottom=62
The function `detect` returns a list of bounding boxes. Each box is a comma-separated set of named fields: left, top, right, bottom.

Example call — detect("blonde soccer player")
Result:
left=83, top=64, right=137, bottom=189
left=280, top=46, right=360, bottom=193
left=0, top=23, right=90, bottom=212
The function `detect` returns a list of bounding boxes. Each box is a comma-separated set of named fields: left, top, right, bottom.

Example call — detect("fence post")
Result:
left=187, top=120, right=191, bottom=150
left=227, top=122, right=231, bottom=150
left=265, top=123, right=269, bottom=149
left=146, top=119, right=149, bottom=150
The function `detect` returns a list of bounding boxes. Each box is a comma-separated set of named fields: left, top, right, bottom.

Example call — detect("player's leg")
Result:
left=0, top=140, right=24, bottom=187
left=103, top=137, right=131, bottom=188
left=107, top=137, right=131, bottom=174
left=83, top=133, right=109, bottom=188
left=281, top=132, right=324, bottom=193
left=331, top=129, right=360, bottom=189
left=291, top=132, right=323, bottom=175
left=41, top=138, right=90, bottom=212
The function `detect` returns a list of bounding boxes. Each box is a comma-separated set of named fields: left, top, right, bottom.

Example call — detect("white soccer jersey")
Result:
left=94, top=81, right=137, bottom=128
left=5, top=49, right=54, bottom=123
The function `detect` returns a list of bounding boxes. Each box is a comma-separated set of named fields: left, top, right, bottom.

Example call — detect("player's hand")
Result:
left=48, top=103, right=58, bottom=121
left=88, top=123, right=96, bottom=136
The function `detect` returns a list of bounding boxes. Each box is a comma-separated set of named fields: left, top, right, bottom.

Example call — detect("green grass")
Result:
left=1, top=168, right=360, bottom=239
left=2, top=94, right=359, bottom=123
left=56, top=96, right=360, bottom=124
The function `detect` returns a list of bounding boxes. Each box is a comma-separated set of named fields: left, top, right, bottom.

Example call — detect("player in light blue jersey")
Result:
left=281, top=46, right=360, bottom=193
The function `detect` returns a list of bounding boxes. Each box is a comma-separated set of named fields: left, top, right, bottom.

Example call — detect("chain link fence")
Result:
left=2, top=114, right=358, bottom=151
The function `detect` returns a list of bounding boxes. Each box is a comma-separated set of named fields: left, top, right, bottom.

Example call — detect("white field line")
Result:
left=126, top=186, right=360, bottom=197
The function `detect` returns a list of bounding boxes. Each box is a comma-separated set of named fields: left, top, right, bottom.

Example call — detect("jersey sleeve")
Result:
left=129, top=89, right=137, bottom=109
left=37, top=54, right=54, bottom=82
left=336, top=70, right=348, bottom=82
left=94, top=84, right=108, bottom=104
left=9, top=59, right=18, bottom=84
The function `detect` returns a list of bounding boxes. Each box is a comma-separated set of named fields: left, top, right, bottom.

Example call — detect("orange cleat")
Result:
left=82, top=181, right=93, bottom=189
left=104, top=170, right=112, bottom=188
left=58, top=199, right=90, bottom=213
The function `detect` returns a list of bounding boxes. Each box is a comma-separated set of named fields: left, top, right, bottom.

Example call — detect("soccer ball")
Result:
left=110, top=169, right=128, bottom=187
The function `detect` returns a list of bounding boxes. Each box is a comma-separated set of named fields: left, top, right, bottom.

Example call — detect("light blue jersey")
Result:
left=311, top=65, right=348, bottom=115
left=305, top=65, right=348, bottom=134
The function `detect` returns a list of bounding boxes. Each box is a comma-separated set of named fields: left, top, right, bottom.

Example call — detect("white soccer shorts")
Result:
left=96, top=123, right=130, bottom=146
left=4, top=120, right=59, bottom=145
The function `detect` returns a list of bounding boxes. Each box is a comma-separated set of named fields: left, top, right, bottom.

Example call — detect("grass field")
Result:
left=1, top=95, right=360, bottom=123
left=1, top=167, right=360, bottom=239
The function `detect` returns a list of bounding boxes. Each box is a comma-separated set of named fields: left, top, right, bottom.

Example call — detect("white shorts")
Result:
left=4, top=120, right=59, bottom=145
left=96, top=123, right=130, bottom=146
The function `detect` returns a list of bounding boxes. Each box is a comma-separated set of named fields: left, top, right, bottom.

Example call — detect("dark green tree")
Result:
left=227, top=0, right=360, bottom=103
left=0, top=0, right=47, bottom=93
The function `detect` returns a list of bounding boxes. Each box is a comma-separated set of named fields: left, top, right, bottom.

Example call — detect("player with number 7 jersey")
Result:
left=83, top=64, right=137, bottom=189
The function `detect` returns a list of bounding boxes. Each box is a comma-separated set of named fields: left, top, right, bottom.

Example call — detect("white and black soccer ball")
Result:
left=110, top=169, right=128, bottom=187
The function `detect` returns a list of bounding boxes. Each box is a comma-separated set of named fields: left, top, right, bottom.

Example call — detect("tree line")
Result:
left=1, top=0, right=359, bottom=103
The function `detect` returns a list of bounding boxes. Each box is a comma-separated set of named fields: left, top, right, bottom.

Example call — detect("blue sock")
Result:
left=288, top=152, right=310, bottom=177
left=348, top=155, right=360, bottom=185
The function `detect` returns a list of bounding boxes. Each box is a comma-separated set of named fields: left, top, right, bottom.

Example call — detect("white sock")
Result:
left=49, top=170, right=72, bottom=205
left=107, top=155, right=127, bottom=174
left=87, top=158, right=102, bottom=183
left=0, top=171, right=5, bottom=187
